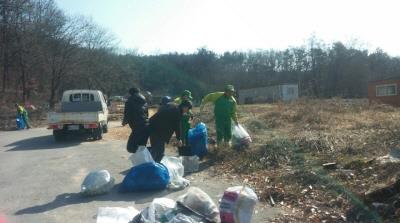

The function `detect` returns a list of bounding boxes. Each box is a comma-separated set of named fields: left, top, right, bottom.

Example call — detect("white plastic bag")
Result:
left=219, top=186, right=258, bottom=223
left=161, top=156, right=190, bottom=190
left=96, top=207, right=139, bottom=223
left=180, top=156, right=199, bottom=173
left=138, top=198, right=176, bottom=223
left=232, top=125, right=252, bottom=149
left=81, top=170, right=115, bottom=196
left=129, top=146, right=154, bottom=166
left=177, top=187, right=219, bottom=222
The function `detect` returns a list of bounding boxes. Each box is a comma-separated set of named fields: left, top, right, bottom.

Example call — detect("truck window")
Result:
left=82, top=93, right=95, bottom=102
left=69, top=93, right=95, bottom=102
left=70, top=93, right=82, bottom=102
left=82, top=93, right=89, bottom=101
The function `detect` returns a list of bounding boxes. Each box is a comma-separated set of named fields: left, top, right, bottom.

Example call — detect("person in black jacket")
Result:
left=122, top=87, right=149, bottom=153
left=149, top=100, right=192, bottom=162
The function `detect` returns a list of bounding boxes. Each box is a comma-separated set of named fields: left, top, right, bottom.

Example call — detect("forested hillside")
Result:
left=2, top=0, right=400, bottom=108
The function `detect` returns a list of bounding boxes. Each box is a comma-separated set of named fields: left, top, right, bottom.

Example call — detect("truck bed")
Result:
left=48, top=112, right=107, bottom=124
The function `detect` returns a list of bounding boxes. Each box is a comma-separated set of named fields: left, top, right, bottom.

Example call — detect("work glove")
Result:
left=174, top=140, right=183, bottom=147
left=177, top=140, right=183, bottom=147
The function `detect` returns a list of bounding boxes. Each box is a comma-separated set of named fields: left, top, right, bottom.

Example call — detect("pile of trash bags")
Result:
left=121, top=146, right=182, bottom=192
left=123, top=146, right=191, bottom=192
left=81, top=146, right=192, bottom=196
left=232, top=125, right=252, bottom=150
left=96, top=186, right=258, bottom=223
left=131, top=187, right=220, bottom=223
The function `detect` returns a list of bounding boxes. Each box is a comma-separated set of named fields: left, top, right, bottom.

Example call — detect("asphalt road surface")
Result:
left=0, top=125, right=282, bottom=223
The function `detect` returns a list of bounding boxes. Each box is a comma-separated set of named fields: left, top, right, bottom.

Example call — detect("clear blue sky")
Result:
left=55, top=0, right=400, bottom=56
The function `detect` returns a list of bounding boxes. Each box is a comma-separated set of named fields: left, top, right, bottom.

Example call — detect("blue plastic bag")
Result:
left=188, top=122, right=208, bottom=158
left=16, top=115, right=26, bottom=130
left=120, top=162, right=170, bottom=192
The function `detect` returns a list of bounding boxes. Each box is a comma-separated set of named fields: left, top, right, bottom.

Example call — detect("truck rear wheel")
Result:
left=53, top=130, right=65, bottom=142
left=93, top=126, right=103, bottom=140
left=102, top=124, right=108, bottom=133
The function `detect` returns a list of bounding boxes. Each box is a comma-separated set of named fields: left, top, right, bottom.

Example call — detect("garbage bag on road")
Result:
left=180, top=156, right=200, bottom=173
left=161, top=156, right=190, bottom=190
left=120, top=162, right=170, bottom=192
left=133, top=198, right=176, bottom=223
left=81, top=170, right=115, bottom=196
left=219, top=186, right=258, bottom=223
left=177, top=187, right=219, bottom=222
left=132, top=197, right=217, bottom=223
left=96, top=206, right=139, bottom=223
left=129, top=146, right=154, bottom=166
left=232, top=125, right=252, bottom=150
left=188, top=122, right=208, bottom=158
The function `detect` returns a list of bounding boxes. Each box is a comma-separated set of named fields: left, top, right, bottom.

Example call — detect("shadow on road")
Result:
left=15, top=184, right=176, bottom=215
left=119, top=169, right=130, bottom=175
left=5, top=135, right=82, bottom=151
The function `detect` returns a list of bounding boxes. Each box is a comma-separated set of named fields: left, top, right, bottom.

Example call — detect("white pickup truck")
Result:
left=48, top=90, right=109, bottom=141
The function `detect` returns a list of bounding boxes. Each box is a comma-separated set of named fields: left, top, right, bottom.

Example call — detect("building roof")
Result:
left=369, top=75, right=400, bottom=83
left=238, top=83, right=298, bottom=91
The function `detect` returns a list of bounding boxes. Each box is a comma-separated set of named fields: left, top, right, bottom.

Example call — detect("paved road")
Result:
left=0, top=126, right=281, bottom=223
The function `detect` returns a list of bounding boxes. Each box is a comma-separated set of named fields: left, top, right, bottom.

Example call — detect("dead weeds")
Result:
left=210, top=99, right=400, bottom=222
left=104, top=99, right=400, bottom=222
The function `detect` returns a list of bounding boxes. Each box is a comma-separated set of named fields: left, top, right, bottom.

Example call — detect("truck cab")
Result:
left=48, top=90, right=109, bottom=141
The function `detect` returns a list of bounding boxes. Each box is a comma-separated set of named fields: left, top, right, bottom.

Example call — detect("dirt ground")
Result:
left=107, top=99, right=400, bottom=222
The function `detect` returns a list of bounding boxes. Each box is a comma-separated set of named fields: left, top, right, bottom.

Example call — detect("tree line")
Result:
left=2, top=0, right=400, bottom=108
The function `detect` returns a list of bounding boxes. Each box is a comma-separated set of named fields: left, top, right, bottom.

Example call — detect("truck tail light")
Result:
left=84, top=123, right=98, bottom=129
left=48, top=124, right=63, bottom=129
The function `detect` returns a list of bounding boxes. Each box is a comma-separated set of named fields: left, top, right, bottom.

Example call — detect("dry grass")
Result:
left=103, top=99, right=400, bottom=222
left=208, top=99, right=400, bottom=222
left=104, top=108, right=157, bottom=141
left=105, top=125, right=131, bottom=140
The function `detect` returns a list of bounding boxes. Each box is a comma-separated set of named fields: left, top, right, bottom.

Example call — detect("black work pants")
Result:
left=127, top=124, right=149, bottom=153
left=149, top=133, right=165, bottom=162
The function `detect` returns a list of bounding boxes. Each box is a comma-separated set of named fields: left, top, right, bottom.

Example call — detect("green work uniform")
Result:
left=174, top=97, right=183, bottom=105
left=180, top=112, right=191, bottom=145
left=176, top=96, right=193, bottom=145
left=201, top=92, right=238, bottom=143
left=17, top=105, right=31, bottom=128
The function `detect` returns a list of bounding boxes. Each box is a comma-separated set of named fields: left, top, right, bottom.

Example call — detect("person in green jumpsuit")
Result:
left=174, top=90, right=192, bottom=105
left=200, top=85, right=238, bottom=146
left=174, top=90, right=193, bottom=146
left=15, top=103, right=31, bottom=129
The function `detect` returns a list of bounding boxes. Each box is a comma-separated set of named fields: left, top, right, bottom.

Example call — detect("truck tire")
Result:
left=53, top=130, right=65, bottom=142
left=94, top=126, right=103, bottom=140
left=103, top=124, right=108, bottom=133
